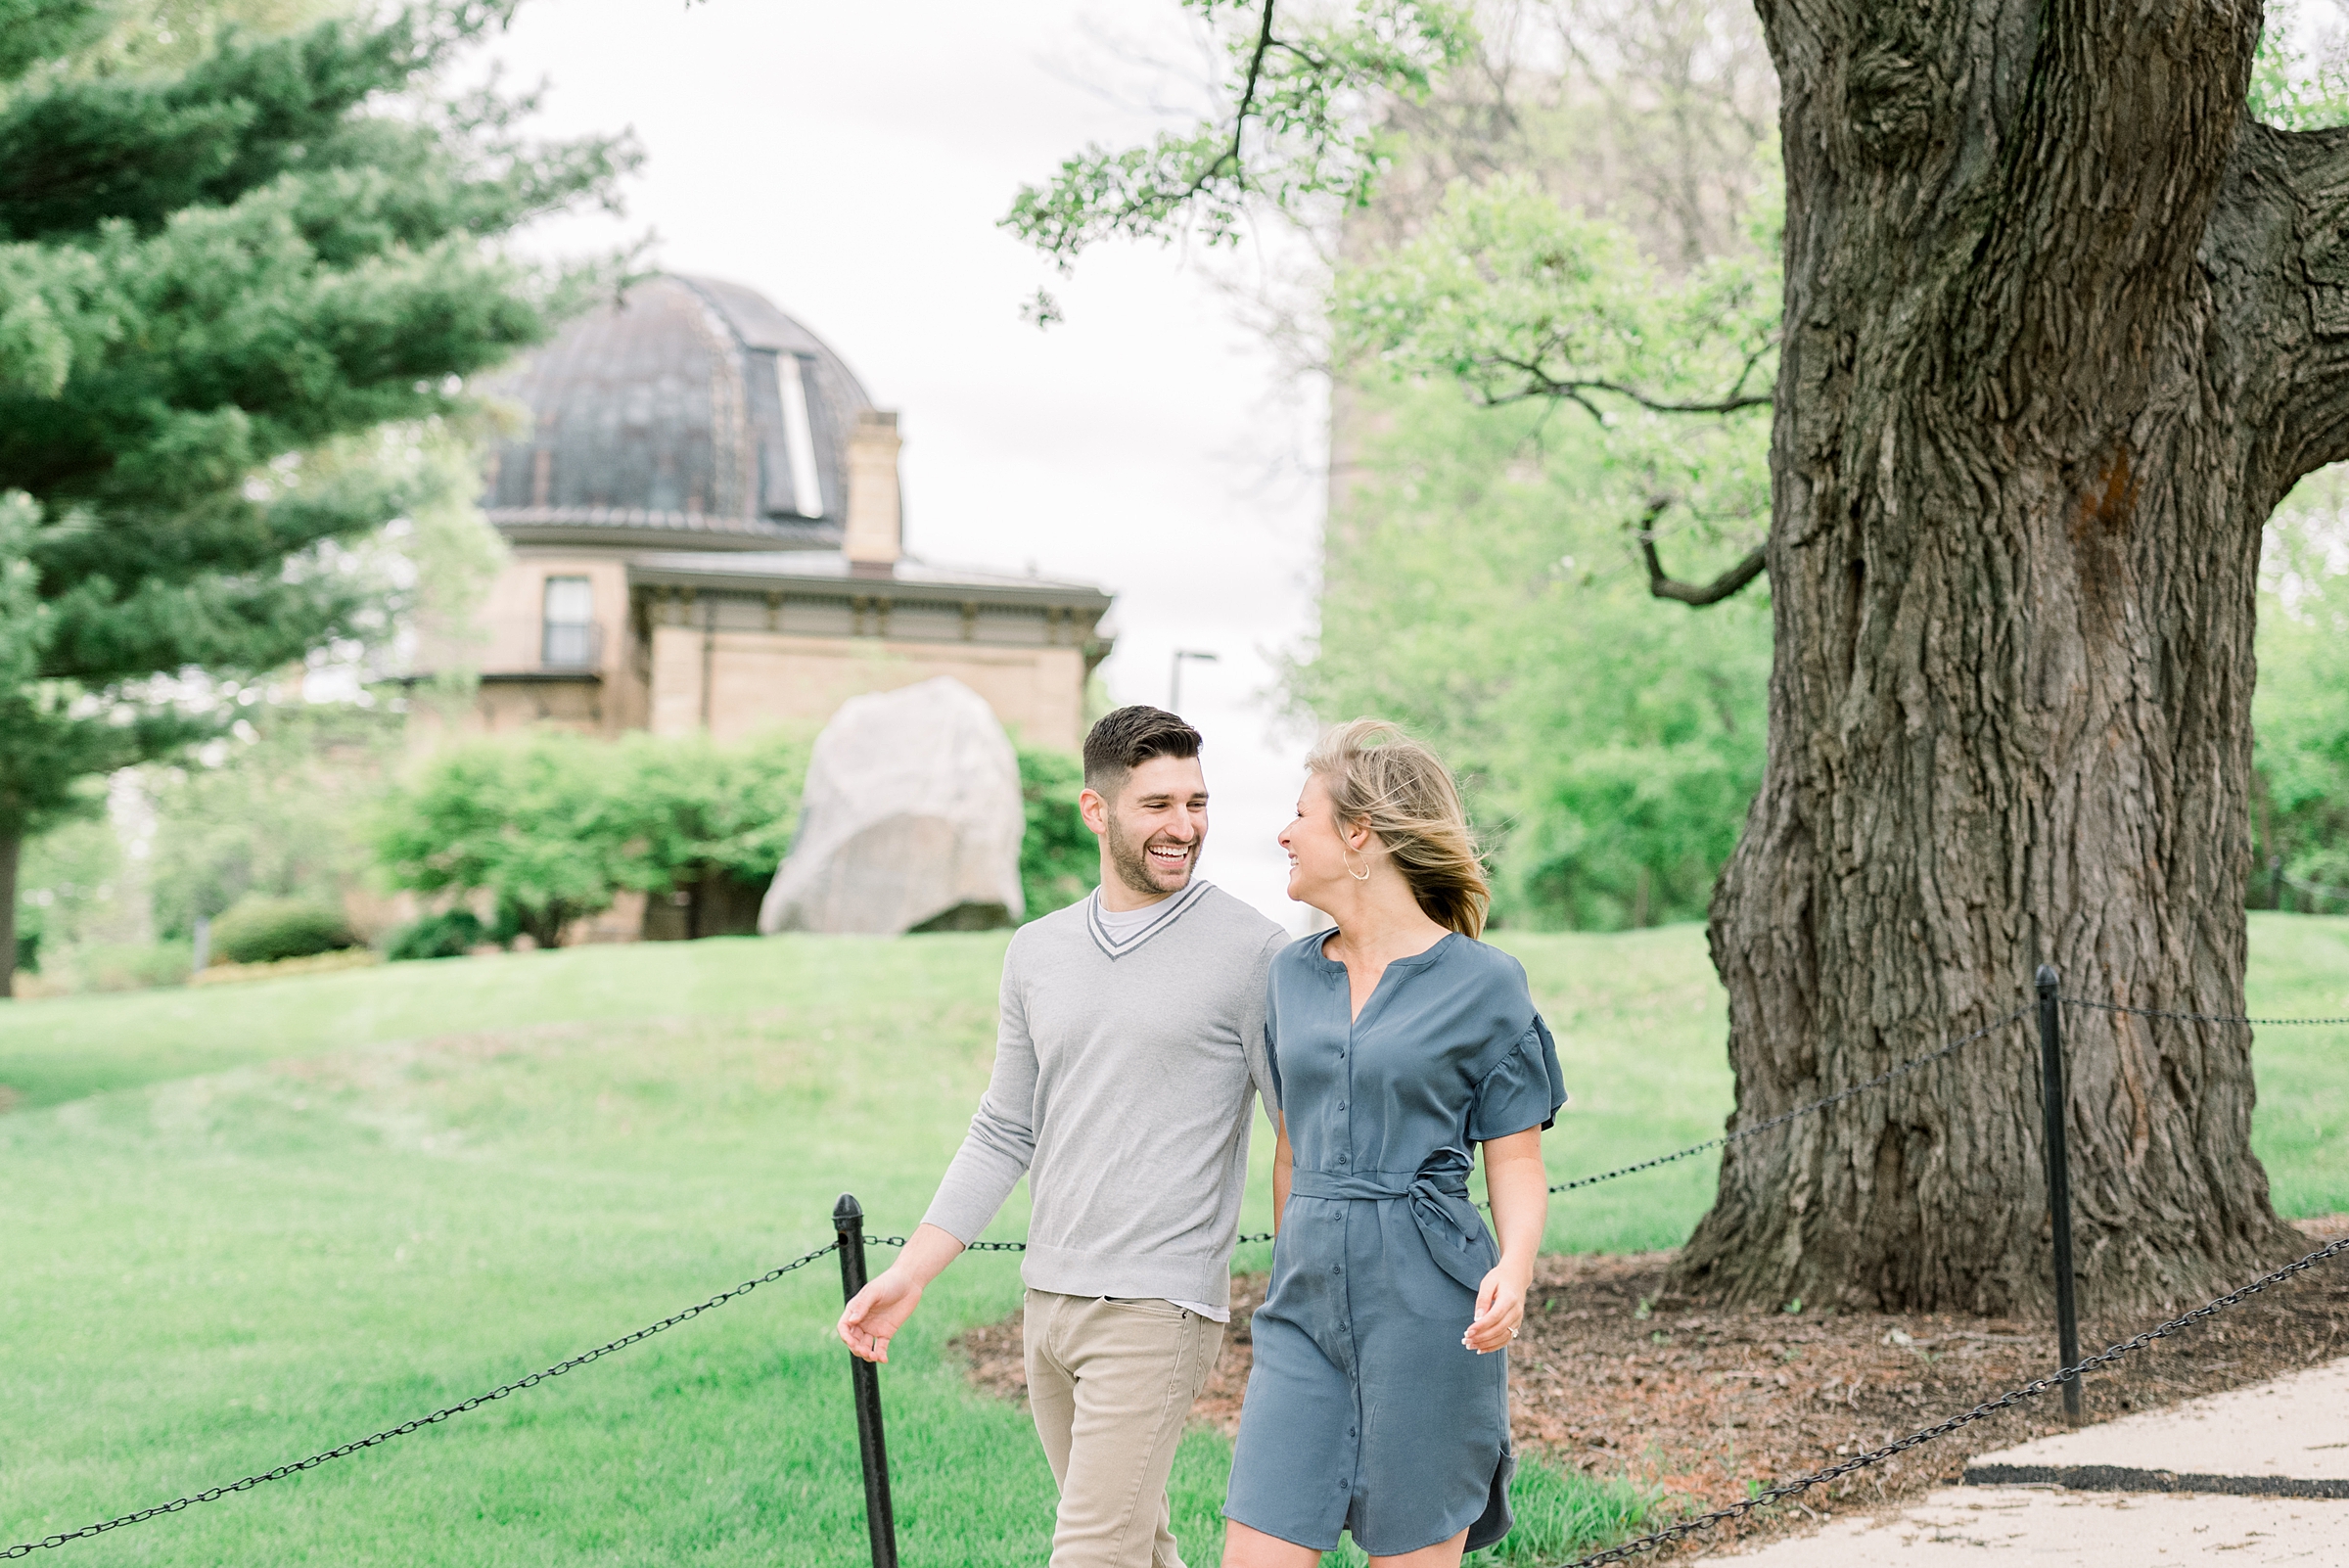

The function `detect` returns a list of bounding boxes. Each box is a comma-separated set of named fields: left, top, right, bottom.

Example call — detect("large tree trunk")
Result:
left=0, top=829, right=18, bottom=999
left=1677, top=1, right=2335, bottom=1314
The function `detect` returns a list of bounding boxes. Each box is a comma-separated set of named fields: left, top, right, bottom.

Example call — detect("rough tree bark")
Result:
left=1675, top=1, right=2335, bottom=1314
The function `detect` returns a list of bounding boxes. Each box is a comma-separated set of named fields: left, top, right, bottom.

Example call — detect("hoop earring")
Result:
left=1342, top=847, right=1371, bottom=881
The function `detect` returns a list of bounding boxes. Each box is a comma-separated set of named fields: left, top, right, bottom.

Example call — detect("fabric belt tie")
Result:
left=1289, top=1146, right=1494, bottom=1292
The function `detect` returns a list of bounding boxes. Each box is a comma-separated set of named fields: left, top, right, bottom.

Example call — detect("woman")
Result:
left=1224, top=720, right=1565, bottom=1568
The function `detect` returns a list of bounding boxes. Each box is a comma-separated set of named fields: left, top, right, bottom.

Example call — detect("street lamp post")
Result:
left=1169, top=648, right=1220, bottom=714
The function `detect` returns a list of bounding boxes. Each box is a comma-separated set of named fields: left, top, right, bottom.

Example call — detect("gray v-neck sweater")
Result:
left=921, top=880, right=1286, bottom=1312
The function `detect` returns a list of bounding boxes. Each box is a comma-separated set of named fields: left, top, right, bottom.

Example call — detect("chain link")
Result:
left=1546, top=1001, right=2036, bottom=1196
left=2062, top=995, right=2349, bottom=1028
left=0, top=1240, right=845, bottom=1561
left=1553, top=1233, right=2349, bottom=1568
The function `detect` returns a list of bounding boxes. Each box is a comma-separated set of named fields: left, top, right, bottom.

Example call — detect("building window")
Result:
left=542, top=576, right=595, bottom=668
left=777, top=354, right=824, bottom=518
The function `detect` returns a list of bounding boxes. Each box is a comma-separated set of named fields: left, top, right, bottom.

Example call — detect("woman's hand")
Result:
left=1469, top=1125, right=1547, bottom=1355
left=1464, top=1262, right=1530, bottom=1354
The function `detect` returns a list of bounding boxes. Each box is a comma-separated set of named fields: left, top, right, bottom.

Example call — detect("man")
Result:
left=838, top=706, right=1286, bottom=1568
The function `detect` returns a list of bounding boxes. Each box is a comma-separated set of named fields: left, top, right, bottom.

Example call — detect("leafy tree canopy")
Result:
left=0, top=0, right=634, bottom=990
left=1001, top=0, right=1473, bottom=320
left=1293, top=375, right=1769, bottom=928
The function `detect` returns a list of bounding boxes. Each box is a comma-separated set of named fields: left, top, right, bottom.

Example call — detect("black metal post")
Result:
left=2035, top=967, right=2083, bottom=1426
left=834, top=1193, right=899, bottom=1568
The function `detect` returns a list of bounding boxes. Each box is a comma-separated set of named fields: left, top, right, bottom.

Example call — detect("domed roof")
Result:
left=479, top=274, right=875, bottom=550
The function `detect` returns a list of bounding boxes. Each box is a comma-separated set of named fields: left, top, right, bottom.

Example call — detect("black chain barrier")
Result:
left=1545, top=1000, right=2038, bottom=1196
left=1554, top=1231, right=2349, bottom=1568
left=0, top=1240, right=846, bottom=1560
left=2062, top=995, right=2349, bottom=1028
left=14, top=984, right=2347, bottom=1561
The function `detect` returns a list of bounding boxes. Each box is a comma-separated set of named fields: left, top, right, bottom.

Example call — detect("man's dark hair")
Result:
left=1082, top=706, right=1203, bottom=798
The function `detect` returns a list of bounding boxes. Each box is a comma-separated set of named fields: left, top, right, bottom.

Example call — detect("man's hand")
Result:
left=839, top=1268, right=924, bottom=1363
left=834, top=1222, right=967, bottom=1365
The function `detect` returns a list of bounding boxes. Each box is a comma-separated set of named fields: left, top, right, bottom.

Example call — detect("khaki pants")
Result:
left=1023, top=1289, right=1224, bottom=1568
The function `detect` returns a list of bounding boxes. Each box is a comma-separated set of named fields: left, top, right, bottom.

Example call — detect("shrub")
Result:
left=619, top=730, right=810, bottom=936
left=61, top=941, right=194, bottom=993
left=376, top=729, right=813, bottom=947
left=208, top=895, right=357, bottom=966
left=1018, top=746, right=1098, bottom=919
left=385, top=907, right=487, bottom=961
left=374, top=732, right=636, bottom=949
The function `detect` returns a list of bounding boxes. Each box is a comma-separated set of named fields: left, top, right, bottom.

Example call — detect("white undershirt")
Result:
left=1091, top=895, right=1173, bottom=936
left=1091, top=892, right=1230, bottom=1323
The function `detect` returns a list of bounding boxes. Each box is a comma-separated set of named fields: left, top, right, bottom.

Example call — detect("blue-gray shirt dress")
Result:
left=1224, top=931, right=1567, bottom=1556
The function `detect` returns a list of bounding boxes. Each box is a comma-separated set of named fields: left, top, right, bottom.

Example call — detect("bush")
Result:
left=60, top=941, right=193, bottom=993
left=376, top=729, right=813, bottom=947
left=385, top=907, right=486, bottom=961
left=375, top=732, right=641, bottom=949
left=1018, top=746, right=1098, bottom=919
left=208, top=895, right=357, bottom=966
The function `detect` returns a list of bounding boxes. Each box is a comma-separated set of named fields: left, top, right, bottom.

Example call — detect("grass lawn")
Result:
left=1, top=916, right=2342, bottom=1566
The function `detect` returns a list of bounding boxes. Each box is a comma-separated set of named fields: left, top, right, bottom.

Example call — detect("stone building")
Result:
left=427, top=273, right=1114, bottom=751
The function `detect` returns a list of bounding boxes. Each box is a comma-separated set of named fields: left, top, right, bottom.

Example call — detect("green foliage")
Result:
left=146, top=697, right=404, bottom=939
left=207, top=891, right=355, bottom=964
left=2250, top=2, right=2349, bottom=129
left=617, top=729, right=809, bottom=894
left=2254, top=475, right=2349, bottom=901
left=1296, top=88, right=1785, bottom=931
left=384, top=905, right=484, bottom=961
left=373, top=731, right=640, bottom=949
left=11, top=812, right=122, bottom=973
left=1293, top=378, right=1769, bottom=929
left=1332, top=173, right=1777, bottom=564
left=1003, top=0, right=1475, bottom=315
left=1017, top=746, right=1098, bottom=919
left=0, top=0, right=633, bottom=973
left=1335, top=172, right=1780, bottom=418
left=1313, top=1453, right=1661, bottom=1565
left=1480, top=1458, right=1660, bottom=1564
left=374, top=729, right=811, bottom=948
left=37, top=938, right=194, bottom=992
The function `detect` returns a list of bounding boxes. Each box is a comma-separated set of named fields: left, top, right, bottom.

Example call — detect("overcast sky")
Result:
left=484, top=0, right=1326, bottom=925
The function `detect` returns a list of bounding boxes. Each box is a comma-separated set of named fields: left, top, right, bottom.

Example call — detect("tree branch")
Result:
left=1182, top=0, right=1281, bottom=201
left=1481, top=355, right=1774, bottom=417
left=2231, top=122, right=2349, bottom=486
left=1637, top=500, right=1767, bottom=607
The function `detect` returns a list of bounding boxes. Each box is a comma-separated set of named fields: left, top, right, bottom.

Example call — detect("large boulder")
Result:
left=759, top=677, right=1027, bottom=935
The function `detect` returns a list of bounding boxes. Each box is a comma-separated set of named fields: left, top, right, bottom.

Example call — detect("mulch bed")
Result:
left=952, top=1216, right=2349, bottom=1557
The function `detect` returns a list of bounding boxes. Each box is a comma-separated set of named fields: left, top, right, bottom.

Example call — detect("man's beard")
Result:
left=1105, top=811, right=1197, bottom=898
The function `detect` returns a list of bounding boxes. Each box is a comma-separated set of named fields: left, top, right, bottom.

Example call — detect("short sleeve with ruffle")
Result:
left=1467, top=1015, right=1568, bottom=1142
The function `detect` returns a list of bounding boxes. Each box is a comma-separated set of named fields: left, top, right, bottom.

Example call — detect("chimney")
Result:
left=844, top=409, right=902, bottom=576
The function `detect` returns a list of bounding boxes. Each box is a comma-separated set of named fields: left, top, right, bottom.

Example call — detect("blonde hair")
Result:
left=1308, top=717, right=1491, bottom=939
